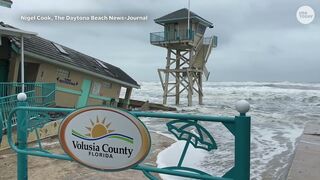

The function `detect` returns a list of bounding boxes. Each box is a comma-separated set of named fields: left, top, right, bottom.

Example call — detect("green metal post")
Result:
left=234, top=113, right=251, bottom=180
left=17, top=101, right=28, bottom=180
left=177, top=137, right=191, bottom=167
left=76, top=79, right=91, bottom=108
left=0, top=108, right=3, bottom=144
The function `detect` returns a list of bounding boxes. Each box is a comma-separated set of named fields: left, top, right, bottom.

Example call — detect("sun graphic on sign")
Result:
left=85, top=117, right=114, bottom=138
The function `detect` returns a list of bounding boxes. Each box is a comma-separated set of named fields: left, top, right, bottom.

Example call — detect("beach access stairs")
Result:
left=190, top=35, right=217, bottom=80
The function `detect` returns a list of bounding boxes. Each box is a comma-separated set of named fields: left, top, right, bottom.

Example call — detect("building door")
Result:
left=17, top=62, right=40, bottom=82
left=0, top=60, right=9, bottom=96
left=0, top=60, right=9, bottom=82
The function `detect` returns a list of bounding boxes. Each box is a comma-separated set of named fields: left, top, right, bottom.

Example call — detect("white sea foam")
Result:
left=156, top=141, right=208, bottom=180
left=132, top=81, right=320, bottom=179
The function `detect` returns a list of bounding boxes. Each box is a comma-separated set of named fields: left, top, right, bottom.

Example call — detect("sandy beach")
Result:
left=0, top=132, right=174, bottom=180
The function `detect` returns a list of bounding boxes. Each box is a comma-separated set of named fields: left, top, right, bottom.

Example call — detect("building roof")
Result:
left=155, top=8, right=213, bottom=28
left=0, top=22, right=139, bottom=88
left=0, top=0, right=12, bottom=8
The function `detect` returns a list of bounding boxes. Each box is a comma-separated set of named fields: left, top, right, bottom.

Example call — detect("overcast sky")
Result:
left=1, top=0, right=319, bottom=83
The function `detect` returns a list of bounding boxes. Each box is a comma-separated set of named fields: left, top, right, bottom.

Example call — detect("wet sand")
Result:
left=0, top=132, right=174, bottom=180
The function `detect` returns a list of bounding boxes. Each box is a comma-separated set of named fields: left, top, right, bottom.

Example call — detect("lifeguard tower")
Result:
left=150, top=8, right=217, bottom=106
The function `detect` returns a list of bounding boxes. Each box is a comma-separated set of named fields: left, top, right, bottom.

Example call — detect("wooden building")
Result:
left=0, top=22, right=140, bottom=108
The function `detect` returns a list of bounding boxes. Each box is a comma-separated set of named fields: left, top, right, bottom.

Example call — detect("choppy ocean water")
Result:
left=130, top=81, right=320, bottom=180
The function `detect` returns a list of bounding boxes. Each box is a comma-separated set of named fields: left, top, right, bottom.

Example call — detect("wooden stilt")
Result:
left=175, top=50, right=180, bottom=105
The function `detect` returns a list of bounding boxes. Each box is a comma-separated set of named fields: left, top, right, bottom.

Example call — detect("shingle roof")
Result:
left=0, top=22, right=139, bottom=88
left=155, top=8, right=213, bottom=28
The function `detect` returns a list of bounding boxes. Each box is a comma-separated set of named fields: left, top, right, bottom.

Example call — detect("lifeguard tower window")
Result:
left=52, top=42, right=69, bottom=55
left=197, top=24, right=206, bottom=34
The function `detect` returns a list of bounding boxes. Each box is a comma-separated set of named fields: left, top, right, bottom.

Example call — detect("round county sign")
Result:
left=59, top=106, right=151, bottom=171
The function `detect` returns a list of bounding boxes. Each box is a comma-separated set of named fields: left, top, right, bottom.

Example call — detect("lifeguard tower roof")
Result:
left=154, top=8, right=213, bottom=28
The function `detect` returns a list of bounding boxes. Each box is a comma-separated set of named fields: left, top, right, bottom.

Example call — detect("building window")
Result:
left=56, top=68, right=70, bottom=78
left=92, top=82, right=101, bottom=95
left=53, top=43, right=69, bottom=55
left=103, top=82, right=112, bottom=89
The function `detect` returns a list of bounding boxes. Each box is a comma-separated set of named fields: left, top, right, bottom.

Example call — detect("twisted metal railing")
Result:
left=4, top=99, right=251, bottom=180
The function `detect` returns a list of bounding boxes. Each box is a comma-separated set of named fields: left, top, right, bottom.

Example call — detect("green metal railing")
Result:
left=150, top=29, right=194, bottom=43
left=56, top=86, right=117, bottom=108
left=0, top=82, right=56, bottom=130
left=5, top=101, right=251, bottom=180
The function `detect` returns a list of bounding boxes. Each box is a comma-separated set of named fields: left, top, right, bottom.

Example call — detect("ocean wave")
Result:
left=302, top=96, right=320, bottom=103
left=131, top=81, right=320, bottom=180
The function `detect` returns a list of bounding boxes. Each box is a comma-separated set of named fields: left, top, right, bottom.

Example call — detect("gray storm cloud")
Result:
left=0, top=0, right=319, bottom=82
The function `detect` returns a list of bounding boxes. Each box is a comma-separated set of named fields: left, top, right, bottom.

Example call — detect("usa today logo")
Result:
left=296, top=5, right=315, bottom=24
